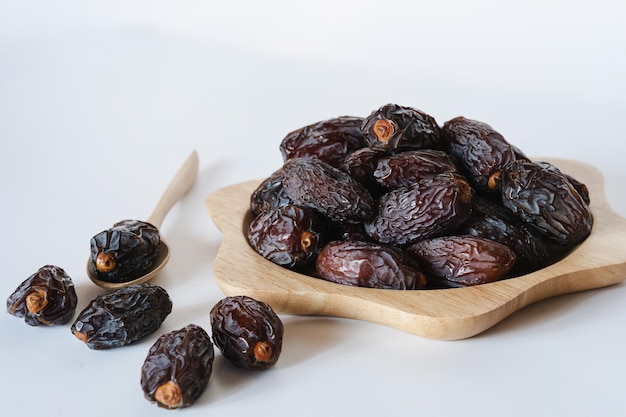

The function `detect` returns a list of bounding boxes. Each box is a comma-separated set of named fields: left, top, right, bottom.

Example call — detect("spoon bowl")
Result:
left=87, top=150, right=199, bottom=289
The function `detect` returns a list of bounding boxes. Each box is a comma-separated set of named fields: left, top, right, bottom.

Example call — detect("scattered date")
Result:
left=141, top=324, right=214, bottom=409
left=210, top=296, right=283, bottom=370
left=71, top=283, right=172, bottom=349
left=7, top=265, right=77, bottom=326
left=89, top=219, right=161, bottom=283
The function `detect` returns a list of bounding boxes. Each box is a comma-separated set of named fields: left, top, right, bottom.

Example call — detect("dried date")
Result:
left=279, top=116, right=366, bottom=167
left=564, top=173, right=591, bottom=206
left=281, top=157, right=375, bottom=223
left=7, top=265, right=77, bottom=326
left=442, top=116, right=518, bottom=193
left=407, top=236, right=517, bottom=287
left=71, top=283, right=172, bottom=349
left=374, top=149, right=459, bottom=189
left=315, top=240, right=427, bottom=289
left=210, top=296, right=283, bottom=370
left=500, top=160, right=593, bottom=246
left=365, top=172, right=474, bottom=245
left=341, top=147, right=387, bottom=196
left=247, top=204, right=326, bottom=269
left=250, top=168, right=293, bottom=216
left=89, top=219, right=160, bottom=283
left=459, top=197, right=550, bottom=274
left=141, top=324, right=214, bottom=409
left=361, top=103, right=442, bottom=151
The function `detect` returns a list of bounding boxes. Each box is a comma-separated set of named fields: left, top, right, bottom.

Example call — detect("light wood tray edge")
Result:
left=205, top=158, right=626, bottom=340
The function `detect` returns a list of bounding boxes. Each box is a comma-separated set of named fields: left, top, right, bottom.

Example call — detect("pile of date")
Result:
left=248, top=103, right=593, bottom=289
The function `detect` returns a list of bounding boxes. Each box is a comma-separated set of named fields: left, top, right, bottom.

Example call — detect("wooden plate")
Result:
left=204, top=158, right=626, bottom=340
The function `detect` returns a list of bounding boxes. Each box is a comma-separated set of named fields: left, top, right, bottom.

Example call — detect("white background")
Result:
left=1, top=1, right=625, bottom=416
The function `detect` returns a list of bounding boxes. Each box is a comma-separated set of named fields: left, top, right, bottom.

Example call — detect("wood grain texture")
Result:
left=204, top=158, right=626, bottom=340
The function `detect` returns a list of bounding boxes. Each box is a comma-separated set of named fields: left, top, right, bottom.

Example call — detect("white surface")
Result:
left=1, top=1, right=625, bottom=416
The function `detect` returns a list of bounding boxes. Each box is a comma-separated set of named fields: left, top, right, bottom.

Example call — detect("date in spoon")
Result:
left=87, top=150, right=199, bottom=289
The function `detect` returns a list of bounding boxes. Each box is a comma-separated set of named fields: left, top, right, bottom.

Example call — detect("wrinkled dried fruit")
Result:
left=341, top=147, right=387, bottom=196
left=361, top=103, right=442, bottom=151
left=564, top=173, right=591, bottom=206
left=250, top=168, right=293, bottom=216
left=407, top=236, right=517, bottom=287
left=210, top=296, right=283, bottom=370
left=500, top=160, right=593, bottom=246
left=246, top=104, right=595, bottom=290
left=279, top=116, right=366, bottom=167
left=365, top=172, right=474, bottom=245
left=7, top=265, right=77, bottom=326
left=247, top=204, right=326, bottom=269
left=89, top=219, right=160, bottom=283
left=316, top=240, right=427, bottom=289
left=141, top=324, right=214, bottom=409
left=71, top=283, right=172, bottom=349
left=442, top=116, right=518, bottom=193
left=460, top=197, right=550, bottom=274
left=282, top=157, right=375, bottom=223
left=374, top=149, right=459, bottom=189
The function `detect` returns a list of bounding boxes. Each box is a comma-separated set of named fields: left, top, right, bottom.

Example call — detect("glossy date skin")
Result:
left=247, top=204, right=326, bottom=269
left=407, top=236, right=517, bottom=287
left=282, top=157, right=375, bottom=223
left=365, top=172, right=474, bottom=246
left=141, top=324, right=214, bottom=409
left=361, top=103, right=443, bottom=151
left=460, top=197, right=550, bottom=274
left=374, top=149, right=459, bottom=190
left=249, top=167, right=293, bottom=216
left=210, top=296, right=283, bottom=370
left=71, top=283, right=172, bottom=349
left=442, top=116, right=518, bottom=193
left=7, top=265, right=77, bottom=326
left=500, top=160, right=593, bottom=246
left=279, top=115, right=366, bottom=168
left=315, top=240, right=427, bottom=289
left=340, top=147, right=387, bottom=196
left=247, top=104, right=595, bottom=290
left=90, top=219, right=160, bottom=283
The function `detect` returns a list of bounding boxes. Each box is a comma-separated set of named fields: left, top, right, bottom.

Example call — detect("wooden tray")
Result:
left=204, top=158, right=626, bottom=340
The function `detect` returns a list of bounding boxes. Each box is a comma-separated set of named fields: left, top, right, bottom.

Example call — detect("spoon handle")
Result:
left=147, top=150, right=199, bottom=228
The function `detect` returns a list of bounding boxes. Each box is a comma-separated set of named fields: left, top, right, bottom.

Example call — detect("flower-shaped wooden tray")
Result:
left=204, top=158, right=626, bottom=340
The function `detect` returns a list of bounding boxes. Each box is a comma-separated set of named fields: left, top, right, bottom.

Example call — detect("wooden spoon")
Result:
left=87, top=150, right=199, bottom=289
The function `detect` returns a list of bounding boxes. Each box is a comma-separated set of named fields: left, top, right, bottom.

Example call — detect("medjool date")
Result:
left=250, top=168, right=293, bottom=216
left=247, top=204, right=326, bottom=269
left=407, top=236, right=516, bottom=287
left=500, top=160, right=593, bottom=246
left=71, top=283, right=172, bottom=349
left=361, top=103, right=442, bottom=151
left=89, top=219, right=160, bottom=283
left=315, top=240, right=427, bottom=289
left=7, top=265, right=77, bottom=326
left=141, top=324, right=214, bottom=409
left=281, top=157, right=375, bottom=223
left=374, top=149, right=459, bottom=190
left=459, top=197, right=550, bottom=274
left=279, top=115, right=366, bottom=167
left=341, top=147, right=387, bottom=196
left=210, top=296, right=283, bottom=370
left=442, top=116, right=517, bottom=193
left=365, top=172, right=474, bottom=246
